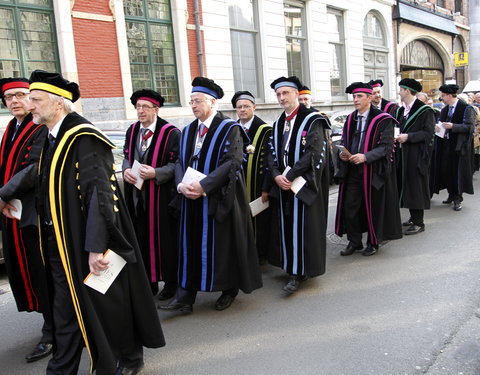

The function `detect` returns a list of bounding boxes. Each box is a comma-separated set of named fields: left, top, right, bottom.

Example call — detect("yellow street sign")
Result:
left=454, top=52, right=468, bottom=67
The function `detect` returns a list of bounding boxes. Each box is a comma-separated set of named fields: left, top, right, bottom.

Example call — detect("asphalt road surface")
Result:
left=1, top=175, right=480, bottom=374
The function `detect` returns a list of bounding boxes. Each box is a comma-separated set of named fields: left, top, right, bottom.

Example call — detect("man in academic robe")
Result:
left=0, top=77, right=52, bottom=362
left=335, top=82, right=402, bottom=256
left=122, top=89, right=180, bottom=299
left=430, top=84, right=476, bottom=211
left=0, top=70, right=165, bottom=375
left=369, top=79, right=399, bottom=116
left=231, top=90, right=272, bottom=264
left=159, top=77, right=262, bottom=313
left=395, top=78, right=435, bottom=235
left=298, top=85, right=314, bottom=109
left=266, top=76, right=330, bottom=293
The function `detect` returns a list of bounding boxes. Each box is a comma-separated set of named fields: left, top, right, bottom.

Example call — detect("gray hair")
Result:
left=47, top=92, right=75, bottom=113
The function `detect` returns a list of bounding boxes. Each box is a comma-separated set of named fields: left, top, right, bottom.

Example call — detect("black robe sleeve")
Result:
left=284, top=118, right=326, bottom=182
left=364, top=119, right=394, bottom=164
left=200, top=126, right=243, bottom=195
left=76, top=136, right=135, bottom=261
left=154, top=128, right=180, bottom=185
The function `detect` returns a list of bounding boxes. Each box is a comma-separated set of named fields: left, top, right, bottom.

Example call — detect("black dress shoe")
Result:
left=25, top=342, right=53, bottom=363
left=362, top=244, right=378, bottom=256
left=158, top=299, right=193, bottom=313
left=453, top=201, right=462, bottom=211
left=402, top=218, right=413, bottom=227
left=214, top=293, right=236, bottom=311
left=157, top=285, right=176, bottom=301
left=114, top=363, right=144, bottom=375
left=442, top=197, right=453, bottom=204
left=282, top=275, right=309, bottom=293
left=340, top=244, right=363, bottom=256
left=404, top=224, right=425, bottom=235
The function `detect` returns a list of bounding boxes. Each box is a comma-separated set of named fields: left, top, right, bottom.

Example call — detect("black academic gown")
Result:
left=430, top=99, right=475, bottom=197
left=335, top=105, right=402, bottom=246
left=395, top=99, right=436, bottom=209
left=381, top=98, right=399, bottom=116
left=123, top=118, right=180, bottom=286
left=40, top=113, right=164, bottom=374
left=266, top=104, right=330, bottom=277
left=0, top=113, right=50, bottom=314
left=175, top=111, right=262, bottom=293
left=242, top=115, right=272, bottom=260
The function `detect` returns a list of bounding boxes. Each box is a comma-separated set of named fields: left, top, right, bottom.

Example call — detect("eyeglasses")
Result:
left=4, top=92, right=28, bottom=101
left=135, top=104, right=156, bottom=110
left=189, top=99, right=208, bottom=106
left=236, top=105, right=253, bottom=110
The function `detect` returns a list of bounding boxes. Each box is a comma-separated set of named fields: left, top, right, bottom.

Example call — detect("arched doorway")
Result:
left=453, top=36, right=466, bottom=91
left=400, top=40, right=444, bottom=97
left=363, top=11, right=389, bottom=91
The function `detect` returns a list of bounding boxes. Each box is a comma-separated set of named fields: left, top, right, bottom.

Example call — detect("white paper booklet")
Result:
left=84, top=250, right=127, bottom=294
left=9, top=199, right=22, bottom=220
left=131, top=160, right=144, bottom=190
left=282, top=166, right=307, bottom=195
left=249, top=196, right=269, bottom=217
left=182, top=166, right=206, bottom=185
left=435, top=122, right=446, bottom=138
left=291, top=176, right=307, bottom=194
left=394, top=127, right=400, bottom=138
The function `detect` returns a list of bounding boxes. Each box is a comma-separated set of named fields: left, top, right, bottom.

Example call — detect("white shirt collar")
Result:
left=199, top=111, right=217, bottom=128
left=358, top=109, right=369, bottom=119
left=49, top=115, right=67, bottom=139
left=240, top=116, right=254, bottom=130
left=140, top=119, right=156, bottom=133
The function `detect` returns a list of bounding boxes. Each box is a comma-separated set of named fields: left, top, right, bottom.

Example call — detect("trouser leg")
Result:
left=409, top=209, right=424, bottom=226
left=175, top=287, right=197, bottom=304
left=40, top=311, right=53, bottom=344
left=117, top=338, right=143, bottom=369
left=46, top=236, right=84, bottom=375
left=344, top=168, right=365, bottom=247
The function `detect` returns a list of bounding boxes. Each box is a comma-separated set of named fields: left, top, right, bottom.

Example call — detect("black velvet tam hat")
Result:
left=399, top=78, right=422, bottom=94
left=345, top=82, right=373, bottom=95
left=130, top=89, right=165, bottom=107
left=29, top=70, right=80, bottom=102
left=439, top=84, right=459, bottom=94
left=191, top=77, right=224, bottom=99
left=270, top=76, right=303, bottom=91
left=231, top=90, right=255, bottom=108
left=298, top=85, right=312, bottom=95
left=368, top=79, right=384, bottom=88
left=0, top=77, right=29, bottom=105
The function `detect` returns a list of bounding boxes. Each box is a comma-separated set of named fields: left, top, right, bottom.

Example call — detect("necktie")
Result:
left=41, top=134, right=56, bottom=224
left=48, top=133, right=55, bottom=149
left=194, top=123, right=207, bottom=156
left=448, top=106, right=454, bottom=121
left=140, top=128, right=152, bottom=152
left=351, top=115, right=363, bottom=154
left=12, top=122, right=21, bottom=141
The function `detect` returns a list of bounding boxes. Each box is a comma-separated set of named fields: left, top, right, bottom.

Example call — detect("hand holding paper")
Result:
left=435, top=122, right=446, bottom=138
left=282, top=166, right=306, bottom=195
left=84, top=250, right=126, bottom=294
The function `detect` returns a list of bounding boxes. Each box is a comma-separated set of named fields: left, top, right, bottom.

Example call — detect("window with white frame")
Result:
left=0, top=0, right=59, bottom=110
left=327, top=8, right=346, bottom=98
left=228, top=0, right=262, bottom=98
left=0, top=0, right=58, bottom=78
left=284, top=0, right=307, bottom=82
left=124, top=0, right=179, bottom=105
